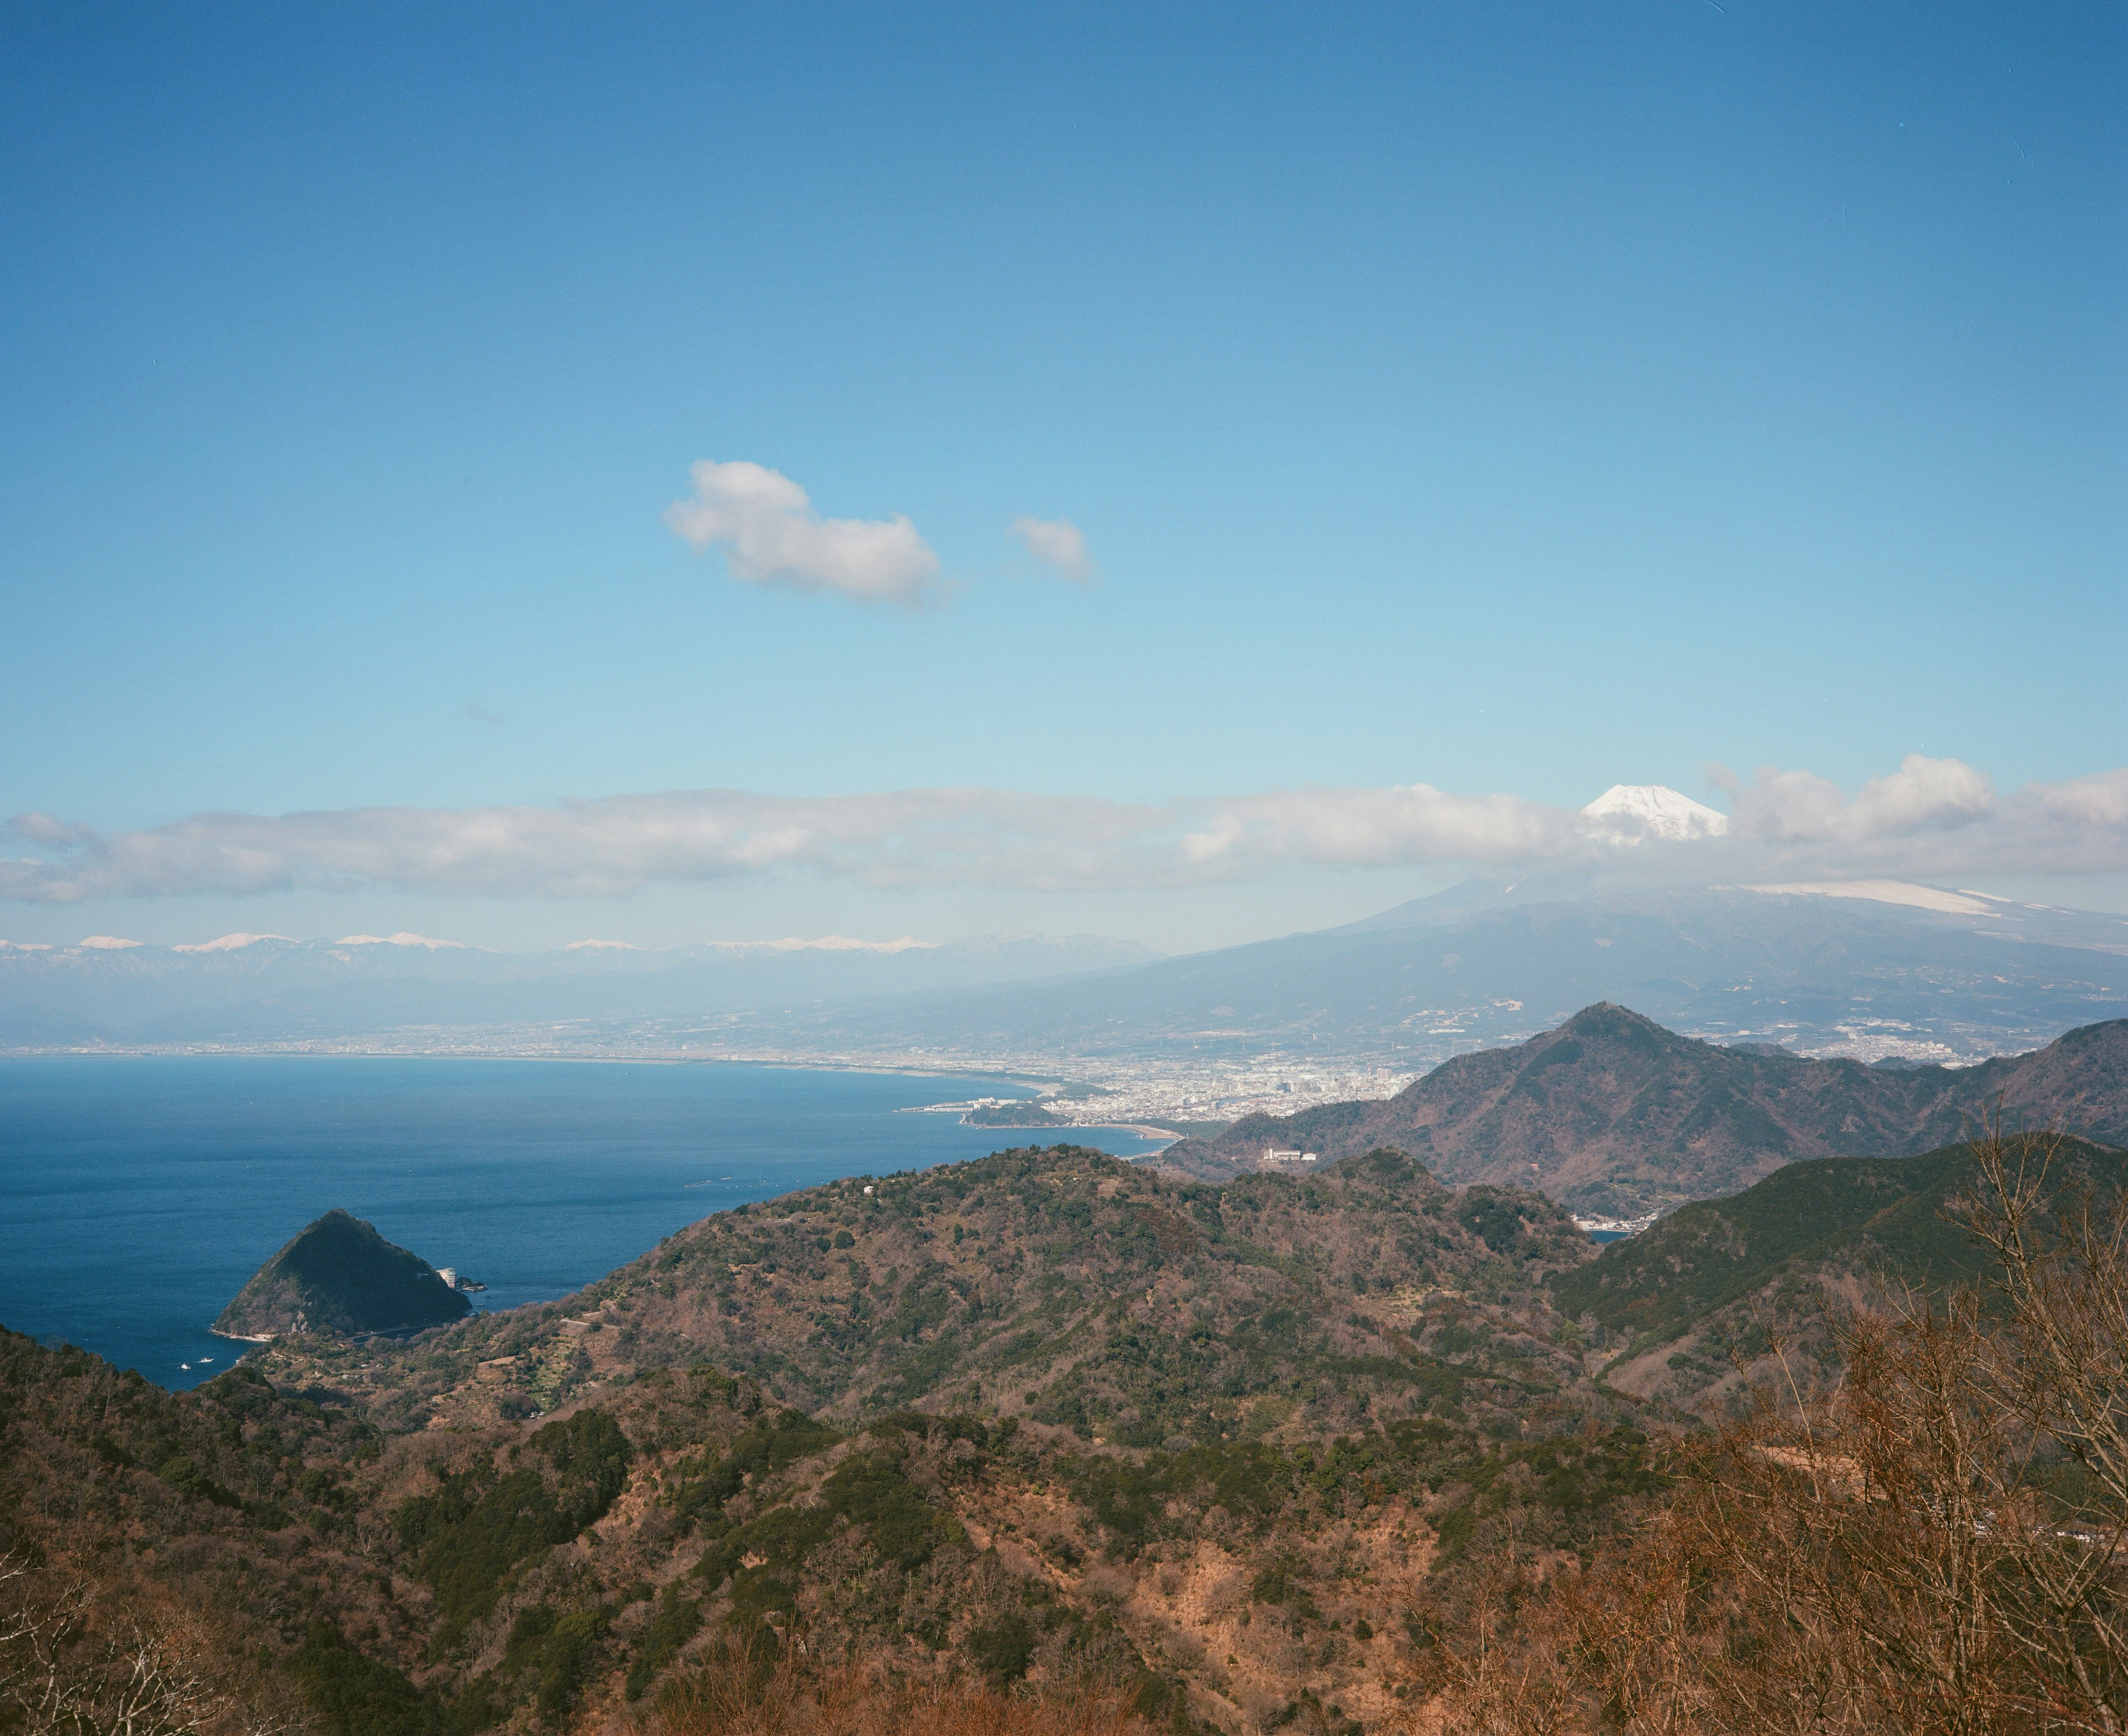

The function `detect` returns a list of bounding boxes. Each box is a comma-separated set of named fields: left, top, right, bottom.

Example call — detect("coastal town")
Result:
left=903, top=1056, right=1425, bottom=1139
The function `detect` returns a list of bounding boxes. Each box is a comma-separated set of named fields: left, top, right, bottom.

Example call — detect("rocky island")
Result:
left=212, top=1207, right=472, bottom=1341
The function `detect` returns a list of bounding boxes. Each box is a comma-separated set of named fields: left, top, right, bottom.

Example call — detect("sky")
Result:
left=2, top=1, right=2124, bottom=954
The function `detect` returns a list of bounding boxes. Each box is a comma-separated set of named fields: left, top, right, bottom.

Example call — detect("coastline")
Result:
left=0, top=1056, right=1174, bottom=1391
left=0, top=1044, right=1055, bottom=1091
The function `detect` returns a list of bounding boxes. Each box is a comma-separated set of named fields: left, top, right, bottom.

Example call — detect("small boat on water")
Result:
left=179, top=1362, right=191, bottom=1370
left=199, top=1356, right=214, bottom=1364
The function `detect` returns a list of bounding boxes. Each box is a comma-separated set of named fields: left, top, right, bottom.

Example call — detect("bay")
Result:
left=0, top=1055, right=1167, bottom=1389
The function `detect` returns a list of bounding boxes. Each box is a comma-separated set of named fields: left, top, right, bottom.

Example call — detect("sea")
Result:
left=0, top=1055, right=1169, bottom=1391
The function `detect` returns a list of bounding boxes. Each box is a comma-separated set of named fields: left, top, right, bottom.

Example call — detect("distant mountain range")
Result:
left=769, top=875, right=2128, bottom=1066
left=0, top=929, right=1157, bottom=1047
left=1160, top=1003, right=2128, bottom=1215
left=6, top=875, right=2126, bottom=1068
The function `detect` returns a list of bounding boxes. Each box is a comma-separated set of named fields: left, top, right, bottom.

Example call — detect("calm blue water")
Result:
left=0, top=1056, right=1167, bottom=1390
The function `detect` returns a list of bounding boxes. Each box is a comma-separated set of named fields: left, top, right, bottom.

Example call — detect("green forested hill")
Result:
left=1550, top=1136, right=2128, bottom=1360
left=214, top=1207, right=471, bottom=1340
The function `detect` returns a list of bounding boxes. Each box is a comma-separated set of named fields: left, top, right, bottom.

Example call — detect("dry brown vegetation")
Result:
left=642, top=1639, right=1152, bottom=1736
left=1405, top=1125, right=2127, bottom=1734
left=6, top=1129, right=2122, bottom=1735
left=1, top=1546, right=309, bottom=1736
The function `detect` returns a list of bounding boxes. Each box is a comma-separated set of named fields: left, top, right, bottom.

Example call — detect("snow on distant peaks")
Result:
left=1743, top=880, right=2000, bottom=918
left=335, top=932, right=469, bottom=950
left=702, top=935, right=938, bottom=954
left=566, top=938, right=643, bottom=951
left=173, top=933, right=292, bottom=953
left=77, top=935, right=144, bottom=949
left=1581, top=784, right=1730, bottom=843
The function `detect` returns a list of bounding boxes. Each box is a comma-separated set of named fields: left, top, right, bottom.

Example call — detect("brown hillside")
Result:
left=1160, top=1006, right=2128, bottom=1213
left=6, top=1144, right=1668, bottom=1736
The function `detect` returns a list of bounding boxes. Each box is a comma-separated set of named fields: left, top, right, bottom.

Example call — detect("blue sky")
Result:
left=2, top=2, right=2124, bottom=951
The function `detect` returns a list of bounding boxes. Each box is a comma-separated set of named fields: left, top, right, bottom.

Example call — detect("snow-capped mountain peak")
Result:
left=696, top=935, right=940, bottom=955
left=1581, top=784, right=1729, bottom=843
left=172, top=933, right=293, bottom=954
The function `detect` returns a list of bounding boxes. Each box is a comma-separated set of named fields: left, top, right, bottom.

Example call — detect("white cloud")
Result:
left=1182, top=785, right=1567, bottom=870
left=665, top=459, right=943, bottom=608
left=13, top=813, right=98, bottom=849
left=1010, top=516, right=1095, bottom=582
left=1851, top=755, right=1997, bottom=835
left=1723, top=754, right=1996, bottom=843
left=4, top=759, right=2125, bottom=905
left=1708, top=757, right=2128, bottom=878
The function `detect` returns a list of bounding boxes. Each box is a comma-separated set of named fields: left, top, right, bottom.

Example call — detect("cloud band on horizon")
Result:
left=4, top=757, right=2125, bottom=904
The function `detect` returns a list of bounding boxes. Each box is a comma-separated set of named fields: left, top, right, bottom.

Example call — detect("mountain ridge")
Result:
left=9, top=1121, right=2120, bottom=1734
left=1159, top=1005, right=2128, bottom=1213
left=10, top=882, right=2128, bottom=1064
left=765, top=880, right=2128, bottom=1069
left=3, top=1140, right=1662, bottom=1736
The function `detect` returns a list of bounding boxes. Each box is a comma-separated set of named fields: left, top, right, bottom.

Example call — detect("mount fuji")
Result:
left=1580, top=783, right=1730, bottom=842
